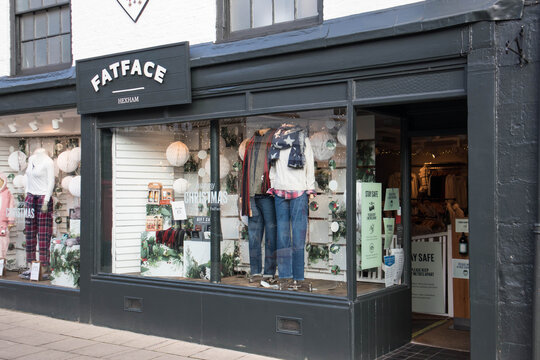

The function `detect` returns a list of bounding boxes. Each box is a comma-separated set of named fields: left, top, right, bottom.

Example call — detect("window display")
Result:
left=102, top=109, right=361, bottom=296
left=0, top=109, right=81, bottom=288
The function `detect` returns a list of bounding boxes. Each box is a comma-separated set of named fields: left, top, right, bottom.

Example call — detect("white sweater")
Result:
left=25, top=151, right=55, bottom=203
left=269, top=138, right=316, bottom=192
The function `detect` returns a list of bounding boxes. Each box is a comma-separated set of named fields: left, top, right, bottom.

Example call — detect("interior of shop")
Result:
left=365, top=99, right=471, bottom=352
left=0, top=109, right=81, bottom=289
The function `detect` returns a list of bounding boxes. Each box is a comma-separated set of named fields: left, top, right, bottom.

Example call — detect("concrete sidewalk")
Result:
left=0, top=308, right=279, bottom=360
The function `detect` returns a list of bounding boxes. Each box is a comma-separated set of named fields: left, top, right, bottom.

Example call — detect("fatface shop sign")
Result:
left=76, top=42, right=191, bottom=114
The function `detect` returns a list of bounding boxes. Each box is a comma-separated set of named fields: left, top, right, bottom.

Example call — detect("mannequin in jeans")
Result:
left=268, top=124, right=316, bottom=289
left=21, top=148, right=54, bottom=280
left=240, top=128, right=277, bottom=281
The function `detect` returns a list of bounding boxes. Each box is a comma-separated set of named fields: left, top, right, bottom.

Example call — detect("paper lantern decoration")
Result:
left=197, top=150, right=207, bottom=160
left=8, top=151, right=27, bottom=172
left=337, top=125, right=347, bottom=146
left=61, top=176, right=73, bottom=191
left=12, top=175, right=26, bottom=188
left=57, top=150, right=79, bottom=173
left=173, top=178, right=189, bottom=194
left=238, top=138, right=250, bottom=161
left=309, top=131, right=336, bottom=161
left=166, top=141, right=190, bottom=167
left=69, top=176, right=81, bottom=197
left=204, top=155, right=230, bottom=179
left=69, top=147, right=81, bottom=163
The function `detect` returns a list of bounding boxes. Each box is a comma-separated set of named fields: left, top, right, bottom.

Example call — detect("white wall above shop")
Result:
left=0, top=108, right=80, bottom=138
left=71, top=0, right=216, bottom=62
left=0, top=1, right=11, bottom=77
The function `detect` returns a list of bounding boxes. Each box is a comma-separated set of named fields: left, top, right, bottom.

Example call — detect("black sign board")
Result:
left=76, top=42, right=191, bottom=114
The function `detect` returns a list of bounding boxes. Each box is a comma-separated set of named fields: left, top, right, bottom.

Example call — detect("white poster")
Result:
left=453, top=259, right=470, bottom=279
left=411, top=242, right=445, bottom=314
left=455, top=218, right=469, bottom=233
left=30, top=261, right=41, bottom=281
left=384, top=255, right=395, bottom=287
left=0, top=259, right=4, bottom=276
left=171, top=201, right=187, bottom=220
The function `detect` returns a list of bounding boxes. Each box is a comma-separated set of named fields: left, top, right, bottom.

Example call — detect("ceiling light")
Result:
left=29, top=120, right=39, bottom=132
left=52, top=117, right=63, bottom=130
left=8, top=122, right=17, bottom=133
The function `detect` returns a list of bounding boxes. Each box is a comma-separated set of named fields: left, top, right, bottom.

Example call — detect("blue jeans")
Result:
left=248, top=196, right=277, bottom=276
left=274, top=193, right=308, bottom=280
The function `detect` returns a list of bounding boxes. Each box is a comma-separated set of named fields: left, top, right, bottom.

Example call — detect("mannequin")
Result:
left=0, top=173, right=15, bottom=260
left=268, top=124, right=315, bottom=287
left=22, top=148, right=55, bottom=278
left=240, top=128, right=277, bottom=279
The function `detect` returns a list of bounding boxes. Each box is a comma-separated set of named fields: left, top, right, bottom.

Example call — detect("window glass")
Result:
left=252, top=0, right=273, bottom=28
left=102, top=109, right=349, bottom=297
left=274, top=0, right=294, bottom=23
left=29, top=0, right=42, bottom=10
left=43, top=0, right=57, bottom=6
left=34, top=39, right=47, bottom=67
left=0, top=109, right=82, bottom=289
left=21, top=41, right=34, bottom=69
left=16, top=0, right=29, bottom=12
left=48, top=9, right=60, bottom=36
left=297, top=0, right=318, bottom=18
left=34, top=12, right=47, bottom=38
left=61, top=34, right=70, bottom=63
left=17, top=2, right=71, bottom=73
left=61, top=7, right=70, bottom=33
left=48, top=36, right=61, bottom=64
left=355, top=110, right=402, bottom=296
left=230, top=0, right=251, bottom=31
left=21, top=15, right=34, bottom=41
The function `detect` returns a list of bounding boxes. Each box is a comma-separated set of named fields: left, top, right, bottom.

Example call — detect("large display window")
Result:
left=0, top=109, right=82, bottom=288
left=100, top=107, right=408, bottom=298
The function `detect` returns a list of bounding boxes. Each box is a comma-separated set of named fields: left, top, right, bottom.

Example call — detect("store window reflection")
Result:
left=355, top=110, right=403, bottom=296
left=102, top=109, right=351, bottom=297
left=0, top=109, right=81, bottom=288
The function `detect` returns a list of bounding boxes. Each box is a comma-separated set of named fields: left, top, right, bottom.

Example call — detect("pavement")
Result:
left=0, top=308, right=279, bottom=360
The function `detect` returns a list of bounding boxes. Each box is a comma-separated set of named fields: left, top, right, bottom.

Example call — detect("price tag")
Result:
left=30, top=261, right=41, bottom=281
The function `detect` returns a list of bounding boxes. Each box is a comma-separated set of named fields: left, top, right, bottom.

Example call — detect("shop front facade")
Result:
left=1, top=0, right=539, bottom=359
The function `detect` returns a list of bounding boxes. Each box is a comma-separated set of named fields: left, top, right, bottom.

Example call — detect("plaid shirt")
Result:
left=266, top=188, right=316, bottom=199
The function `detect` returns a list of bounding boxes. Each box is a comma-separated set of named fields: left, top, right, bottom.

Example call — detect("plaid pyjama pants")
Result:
left=25, top=194, right=53, bottom=267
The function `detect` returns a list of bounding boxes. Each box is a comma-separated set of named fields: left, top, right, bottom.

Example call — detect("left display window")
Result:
left=0, top=109, right=82, bottom=288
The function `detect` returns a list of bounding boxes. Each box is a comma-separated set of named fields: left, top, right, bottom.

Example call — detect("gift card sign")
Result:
left=30, top=261, right=41, bottom=281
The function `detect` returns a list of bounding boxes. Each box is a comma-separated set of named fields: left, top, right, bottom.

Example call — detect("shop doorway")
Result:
left=409, top=134, right=470, bottom=352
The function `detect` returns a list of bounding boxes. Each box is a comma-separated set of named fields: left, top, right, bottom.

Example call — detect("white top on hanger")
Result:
left=25, top=148, right=55, bottom=202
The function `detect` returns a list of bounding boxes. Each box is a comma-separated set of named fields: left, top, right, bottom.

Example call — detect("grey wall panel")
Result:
left=201, top=293, right=350, bottom=360
left=355, top=68, right=466, bottom=104
left=89, top=279, right=203, bottom=341
left=0, top=86, right=76, bottom=115
left=0, top=282, right=79, bottom=321
left=251, top=83, right=348, bottom=110
left=191, top=28, right=467, bottom=93
left=354, top=288, right=410, bottom=360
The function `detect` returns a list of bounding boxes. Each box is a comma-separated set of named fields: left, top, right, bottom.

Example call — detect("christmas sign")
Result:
left=116, top=0, right=150, bottom=22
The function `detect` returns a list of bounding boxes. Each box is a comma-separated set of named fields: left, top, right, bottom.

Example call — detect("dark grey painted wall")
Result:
left=493, top=4, right=539, bottom=359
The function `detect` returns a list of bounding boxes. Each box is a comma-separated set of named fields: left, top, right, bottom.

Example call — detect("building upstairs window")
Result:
left=218, top=0, right=322, bottom=42
left=15, top=0, right=71, bottom=75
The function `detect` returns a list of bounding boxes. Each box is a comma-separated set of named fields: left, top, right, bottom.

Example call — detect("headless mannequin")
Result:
left=24, top=148, right=55, bottom=274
